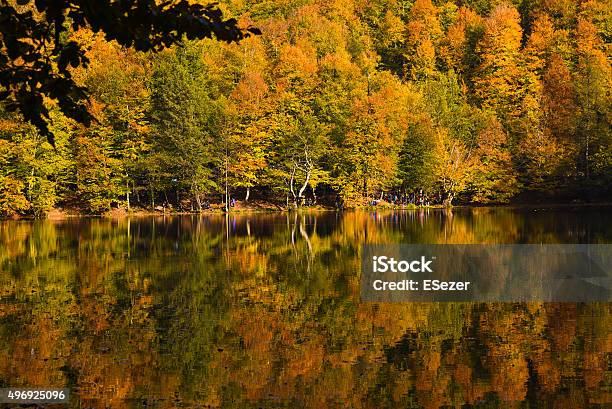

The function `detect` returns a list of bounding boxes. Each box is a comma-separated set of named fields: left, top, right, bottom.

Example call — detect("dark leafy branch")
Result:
left=0, top=0, right=260, bottom=144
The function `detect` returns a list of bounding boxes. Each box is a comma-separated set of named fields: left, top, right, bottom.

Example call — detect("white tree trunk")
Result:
left=289, top=167, right=297, bottom=207
left=193, top=184, right=202, bottom=211
left=126, top=175, right=130, bottom=211
left=298, top=169, right=311, bottom=206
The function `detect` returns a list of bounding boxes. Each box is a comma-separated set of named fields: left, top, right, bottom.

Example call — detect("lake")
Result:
left=1, top=208, right=611, bottom=408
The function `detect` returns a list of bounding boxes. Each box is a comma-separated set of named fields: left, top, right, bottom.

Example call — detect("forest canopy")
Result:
left=0, top=0, right=611, bottom=216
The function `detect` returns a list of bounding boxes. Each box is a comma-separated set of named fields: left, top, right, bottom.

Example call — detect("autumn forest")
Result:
left=1, top=0, right=611, bottom=216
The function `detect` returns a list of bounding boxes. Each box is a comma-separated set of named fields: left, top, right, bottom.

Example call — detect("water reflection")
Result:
left=0, top=208, right=611, bottom=408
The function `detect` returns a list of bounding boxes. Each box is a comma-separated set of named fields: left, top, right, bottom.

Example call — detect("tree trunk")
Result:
left=245, top=186, right=250, bottom=202
left=585, top=69, right=591, bottom=179
left=443, top=193, right=454, bottom=207
left=297, top=169, right=311, bottom=206
left=289, top=167, right=297, bottom=207
left=192, top=182, right=202, bottom=211
left=126, top=176, right=130, bottom=212
left=194, top=191, right=202, bottom=212
left=27, top=168, right=34, bottom=201
left=363, top=177, right=367, bottom=199
left=134, top=181, right=140, bottom=205
left=586, top=131, right=590, bottom=179
left=225, top=158, right=229, bottom=212
left=312, top=185, right=317, bottom=205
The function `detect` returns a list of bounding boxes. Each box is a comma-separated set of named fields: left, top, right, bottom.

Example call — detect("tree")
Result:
left=226, top=37, right=271, bottom=203
left=0, top=175, right=29, bottom=216
left=337, top=72, right=414, bottom=203
left=269, top=106, right=329, bottom=208
left=431, top=128, right=477, bottom=206
left=148, top=42, right=225, bottom=210
left=0, top=0, right=258, bottom=143
left=474, top=4, right=525, bottom=133
left=0, top=105, right=74, bottom=215
left=470, top=116, right=518, bottom=202
left=524, top=13, right=556, bottom=76
left=225, top=115, right=268, bottom=203
left=438, top=6, right=484, bottom=78
left=72, top=30, right=152, bottom=211
left=398, top=119, right=439, bottom=195
left=403, top=0, right=442, bottom=80
left=573, top=17, right=611, bottom=180
left=542, top=53, right=577, bottom=141
left=74, top=131, right=125, bottom=213
left=514, top=13, right=573, bottom=190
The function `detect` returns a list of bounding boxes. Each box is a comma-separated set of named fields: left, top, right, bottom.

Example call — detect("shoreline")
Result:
left=4, top=201, right=612, bottom=221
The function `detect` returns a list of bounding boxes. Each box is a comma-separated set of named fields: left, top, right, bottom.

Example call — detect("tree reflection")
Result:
left=0, top=208, right=611, bottom=407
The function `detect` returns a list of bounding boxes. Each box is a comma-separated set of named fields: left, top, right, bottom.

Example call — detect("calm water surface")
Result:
left=1, top=208, right=611, bottom=408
